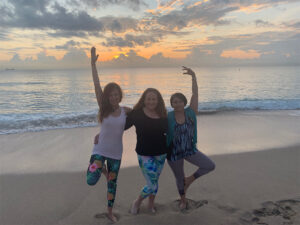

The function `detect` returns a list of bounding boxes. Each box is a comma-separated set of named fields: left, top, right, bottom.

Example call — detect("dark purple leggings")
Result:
left=167, top=151, right=215, bottom=196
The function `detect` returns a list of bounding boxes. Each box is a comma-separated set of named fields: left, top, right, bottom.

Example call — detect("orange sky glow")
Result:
left=0, top=0, right=299, bottom=68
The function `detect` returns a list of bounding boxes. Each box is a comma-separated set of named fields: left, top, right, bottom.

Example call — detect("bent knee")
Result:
left=209, top=161, right=216, bottom=171
left=87, top=179, right=97, bottom=186
left=149, top=184, right=158, bottom=194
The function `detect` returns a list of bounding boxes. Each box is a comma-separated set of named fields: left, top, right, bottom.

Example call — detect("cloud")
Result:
left=182, top=30, right=300, bottom=66
left=61, top=48, right=89, bottom=65
left=101, top=50, right=148, bottom=67
left=36, top=51, right=57, bottom=63
left=9, top=53, right=22, bottom=63
left=147, top=0, right=184, bottom=15
left=0, top=3, right=14, bottom=20
left=0, top=1, right=103, bottom=31
left=48, top=30, right=90, bottom=38
left=1, top=0, right=299, bottom=68
left=2, top=33, right=300, bottom=70
left=3, top=48, right=89, bottom=69
left=209, top=0, right=298, bottom=7
left=2, top=0, right=293, bottom=39
left=221, top=49, right=261, bottom=59
left=0, top=31, right=8, bottom=40
left=0, top=0, right=139, bottom=37
left=102, top=34, right=159, bottom=47
left=68, top=0, right=147, bottom=11
left=54, top=40, right=82, bottom=50
left=8, top=51, right=57, bottom=66
left=150, top=0, right=297, bottom=31
left=283, top=20, right=300, bottom=29
left=255, top=19, right=273, bottom=27
left=148, top=52, right=175, bottom=66
left=291, top=21, right=300, bottom=28
left=101, top=49, right=179, bottom=67
left=156, top=4, right=236, bottom=30
left=99, top=16, right=139, bottom=33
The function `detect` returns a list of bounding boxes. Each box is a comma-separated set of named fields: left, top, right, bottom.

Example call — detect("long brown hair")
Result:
left=99, top=82, right=123, bottom=122
left=133, top=88, right=167, bottom=118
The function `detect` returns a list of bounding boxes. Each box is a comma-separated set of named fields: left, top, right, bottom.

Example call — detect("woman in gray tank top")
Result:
left=86, top=47, right=131, bottom=222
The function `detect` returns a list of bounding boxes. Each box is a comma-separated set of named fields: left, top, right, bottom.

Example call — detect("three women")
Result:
left=87, top=47, right=215, bottom=221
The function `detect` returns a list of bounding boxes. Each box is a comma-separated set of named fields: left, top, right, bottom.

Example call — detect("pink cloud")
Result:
left=220, top=49, right=261, bottom=59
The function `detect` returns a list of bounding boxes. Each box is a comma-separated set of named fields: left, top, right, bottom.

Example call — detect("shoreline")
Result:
left=1, top=109, right=299, bottom=136
left=1, top=109, right=300, bottom=174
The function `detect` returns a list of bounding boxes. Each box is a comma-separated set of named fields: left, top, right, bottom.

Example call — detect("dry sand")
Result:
left=0, top=110, right=300, bottom=225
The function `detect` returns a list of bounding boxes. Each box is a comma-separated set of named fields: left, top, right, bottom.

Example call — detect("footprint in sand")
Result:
left=94, top=212, right=106, bottom=219
left=94, top=212, right=121, bottom=223
left=171, top=198, right=208, bottom=213
left=127, top=203, right=166, bottom=215
left=240, top=198, right=300, bottom=225
left=216, top=204, right=239, bottom=214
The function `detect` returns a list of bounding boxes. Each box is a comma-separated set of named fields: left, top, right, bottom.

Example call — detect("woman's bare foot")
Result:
left=179, top=199, right=187, bottom=210
left=147, top=202, right=156, bottom=214
left=184, top=175, right=195, bottom=193
left=130, top=199, right=140, bottom=215
left=148, top=194, right=156, bottom=213
left=107, top=207, right=118, bottom=222
left=148, top=206, right=156, bottom=213
left=107, top=212, right=117, bottom=222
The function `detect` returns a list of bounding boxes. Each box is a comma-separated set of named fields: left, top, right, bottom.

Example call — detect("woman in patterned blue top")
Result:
left=167, top=66, right=215, bottom=210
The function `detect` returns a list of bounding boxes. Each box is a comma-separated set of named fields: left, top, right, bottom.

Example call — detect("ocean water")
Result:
left=0, top=66, right=299, bottom=134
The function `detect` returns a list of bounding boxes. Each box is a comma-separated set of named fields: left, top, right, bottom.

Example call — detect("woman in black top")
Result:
left=125, top=88, right=168, bottom=214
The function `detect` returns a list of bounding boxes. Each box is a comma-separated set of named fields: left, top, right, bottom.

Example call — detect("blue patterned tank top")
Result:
left=169, top=116, right=197, bottom=161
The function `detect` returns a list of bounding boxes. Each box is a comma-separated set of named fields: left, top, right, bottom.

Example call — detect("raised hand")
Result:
left=91, top=47, right=99, bottom=65
left=182, top=66, right=195, bottom=77
left=182, top=66, right=198, bottom=113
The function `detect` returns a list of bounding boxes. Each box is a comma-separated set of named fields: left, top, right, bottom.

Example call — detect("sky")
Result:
left=0, top=0, right=300, bottom=69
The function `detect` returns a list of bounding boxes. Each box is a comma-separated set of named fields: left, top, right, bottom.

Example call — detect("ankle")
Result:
left=134, top=198, right=142, bottom=208
left=107, top=213, right=117, bottom=222
left=148, top=202, right=155, bottom=209
left=131, top=199, right=141, bottom=215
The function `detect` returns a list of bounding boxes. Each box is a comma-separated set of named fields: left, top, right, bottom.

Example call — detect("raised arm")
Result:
left=91, top=47, right=103, bottom=108
left=183, top=66, right=198, bottom=113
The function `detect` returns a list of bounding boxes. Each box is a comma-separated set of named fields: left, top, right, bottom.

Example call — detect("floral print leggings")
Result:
left=138, top=154, right=167, bottom=198
left=86, top=154, right=121, bottom=207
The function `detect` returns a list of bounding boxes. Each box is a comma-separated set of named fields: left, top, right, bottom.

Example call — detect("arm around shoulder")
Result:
left=124, top=109, right=135, bottom=130
left=124, top=106, right=132, bottom=115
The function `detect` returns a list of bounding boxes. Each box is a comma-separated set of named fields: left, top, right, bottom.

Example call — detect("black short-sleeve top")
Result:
left=125, top=108, right=168, bottom=156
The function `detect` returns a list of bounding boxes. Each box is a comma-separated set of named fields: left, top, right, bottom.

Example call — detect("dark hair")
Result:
left=170, top=92, right=187, bottom=107
left=99, top=82, right=123, bottom=122
left=133, top=88, right=167, bottom=118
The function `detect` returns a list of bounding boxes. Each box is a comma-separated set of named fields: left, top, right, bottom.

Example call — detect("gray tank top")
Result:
left=92, top=107, right=126, bottom=160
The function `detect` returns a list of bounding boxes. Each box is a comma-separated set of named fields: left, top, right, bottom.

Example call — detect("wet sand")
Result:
left=0, top=110, right=299, bottom=224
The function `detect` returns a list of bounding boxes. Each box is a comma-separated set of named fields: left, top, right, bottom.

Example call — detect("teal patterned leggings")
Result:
left=138, top=154, right=167, bottom=198
left=86, top=154, right=121, bottom=207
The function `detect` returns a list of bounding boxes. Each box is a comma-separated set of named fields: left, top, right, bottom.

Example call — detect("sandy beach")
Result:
left=1, top=110, right=300, bottom=225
